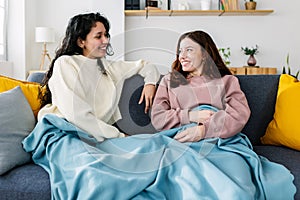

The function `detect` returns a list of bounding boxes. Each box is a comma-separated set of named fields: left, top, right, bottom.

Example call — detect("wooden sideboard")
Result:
left=229, top=67, right=277, bottom=75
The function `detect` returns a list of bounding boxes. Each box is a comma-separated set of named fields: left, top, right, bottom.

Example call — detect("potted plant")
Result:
left=219, top=47, right=231, bottom=66
left=244, top=0, right=257, bottom=10
left=241, top=45, right=259, bottom=67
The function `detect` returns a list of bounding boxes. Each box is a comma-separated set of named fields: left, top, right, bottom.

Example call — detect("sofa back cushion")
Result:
left=116, top=75, right=157, bottom=134
left=237, top=75, right=280, bottom=145
left=27, top=72, right=45, bottom=83
left=117, top=74, right=280, bottom=146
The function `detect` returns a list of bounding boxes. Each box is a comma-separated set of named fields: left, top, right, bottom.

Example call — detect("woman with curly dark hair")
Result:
left=37, top=12, right=160, bottom=141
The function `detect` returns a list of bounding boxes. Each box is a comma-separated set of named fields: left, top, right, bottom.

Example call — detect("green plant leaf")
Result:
left=282, top=66, right=286, bottom=74
left=286, top=53, right=290, bottom=67
left=295, top=71, right=299, bottom=79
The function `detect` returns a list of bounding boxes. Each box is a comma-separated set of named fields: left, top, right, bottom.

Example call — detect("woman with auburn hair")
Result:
left=151, top=30, right=247, bottom=142
left=151, top=30, right=295, bottom=198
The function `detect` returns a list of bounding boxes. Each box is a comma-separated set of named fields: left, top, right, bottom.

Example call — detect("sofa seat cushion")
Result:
left=0, top=163, right=51, bottom=200
left=254, top=145, right=299, bottom=200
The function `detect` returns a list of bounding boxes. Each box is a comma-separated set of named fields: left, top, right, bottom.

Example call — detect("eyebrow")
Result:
left=179, top=46, right=195, bottom=49
left=95, top=31, right=103, bottom=35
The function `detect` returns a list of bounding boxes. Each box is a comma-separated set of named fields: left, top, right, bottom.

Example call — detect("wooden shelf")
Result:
left=221, top=10, right=274, bottom=16
left=124, top=9, right=274, bottom=17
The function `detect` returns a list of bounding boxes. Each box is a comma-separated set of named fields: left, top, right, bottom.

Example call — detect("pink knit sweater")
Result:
left=151, top=74, right=251, bottom=139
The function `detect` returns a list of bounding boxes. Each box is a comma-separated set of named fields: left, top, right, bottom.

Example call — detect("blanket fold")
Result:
left=23, top=105, right=296, bottom=200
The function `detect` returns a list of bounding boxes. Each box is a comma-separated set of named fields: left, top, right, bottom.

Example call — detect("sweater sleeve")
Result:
left=203, top=76, right=251, bottom=139
left=106, top=59, right=160, bottom=86
left=48, top=57, right=124, bottom=142
left=151, top=75, right=190, bottom=131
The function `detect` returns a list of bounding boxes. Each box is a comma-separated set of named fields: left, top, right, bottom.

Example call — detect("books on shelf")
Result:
left=220, top=0, right=239, bottom=11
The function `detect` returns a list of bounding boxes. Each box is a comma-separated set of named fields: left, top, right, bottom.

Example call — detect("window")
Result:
left=0, top=0, right=7, bottom=60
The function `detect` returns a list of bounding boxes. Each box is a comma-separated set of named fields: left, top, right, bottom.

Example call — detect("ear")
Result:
left=202, top=50, right=209, bottom=61
left=77, top=38, right=85, bottom=48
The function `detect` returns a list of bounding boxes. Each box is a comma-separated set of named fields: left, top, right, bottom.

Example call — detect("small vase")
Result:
left=200, top=0, right=212, bottom=10
left=247, top=55, right=257, bottom=67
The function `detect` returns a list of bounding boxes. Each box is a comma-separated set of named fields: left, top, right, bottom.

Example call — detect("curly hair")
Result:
left=39, top=12, right=113, bottom=107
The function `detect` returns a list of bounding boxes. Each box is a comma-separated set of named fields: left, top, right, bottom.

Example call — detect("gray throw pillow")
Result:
left=0, top=86, right=36, bottom=175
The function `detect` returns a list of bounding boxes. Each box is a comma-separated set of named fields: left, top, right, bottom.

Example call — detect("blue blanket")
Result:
left=23, top=106, right=296, bottom=200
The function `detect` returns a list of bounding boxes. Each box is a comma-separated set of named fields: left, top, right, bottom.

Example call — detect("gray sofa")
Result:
left=0, top=73, right=299, bottom=199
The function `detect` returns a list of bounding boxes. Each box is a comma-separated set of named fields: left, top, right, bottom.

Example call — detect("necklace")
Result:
left=97, top=58, right=107, bottom=75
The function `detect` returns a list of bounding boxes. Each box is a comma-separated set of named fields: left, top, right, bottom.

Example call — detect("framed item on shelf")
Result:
left=159, top=0, right=170, bottom=10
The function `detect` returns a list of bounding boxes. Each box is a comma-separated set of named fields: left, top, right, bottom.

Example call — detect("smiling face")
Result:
left=78, top=22, right=109, bottom=59
left=178, top=37, right=204, bottom=76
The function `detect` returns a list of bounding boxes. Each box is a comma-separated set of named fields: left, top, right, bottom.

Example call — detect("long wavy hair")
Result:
left=170, top=30, right=232, bottom=88
left=39, top=12, right=113, bottom=107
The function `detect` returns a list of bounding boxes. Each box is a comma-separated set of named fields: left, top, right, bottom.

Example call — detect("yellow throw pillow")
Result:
left=0, top=75, right=45, bottom=117
left=261, top=74, right=300, bottom=150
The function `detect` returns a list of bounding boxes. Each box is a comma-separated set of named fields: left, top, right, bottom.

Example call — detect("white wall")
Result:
left=0, top=61, right=13, bottom=76
left=6, top=0, right=37, bottom=79
left=7, top=0, right=26, bottom=79
left=33, top=0, right=125, bottom=65
left=125, top=0, right=300, bottom=75
left=7, top=0, right=124, bottom=79
left=6, top=0, right=300, bottom=78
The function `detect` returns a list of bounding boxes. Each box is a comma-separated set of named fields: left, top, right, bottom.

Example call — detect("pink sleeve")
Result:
left=151, top=76, right=190, bottom=131
left=203, top=76, right=251, bottom=139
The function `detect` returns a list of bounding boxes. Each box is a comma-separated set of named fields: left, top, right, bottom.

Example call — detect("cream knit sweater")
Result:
left=38, top=55, right=160, bottom=141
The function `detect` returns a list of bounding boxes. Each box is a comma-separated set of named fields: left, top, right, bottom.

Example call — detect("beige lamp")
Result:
left=35, top=27, right=55, bottom=70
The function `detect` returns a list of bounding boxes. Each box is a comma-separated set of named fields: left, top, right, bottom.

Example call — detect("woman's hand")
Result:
left=174, top=125, right=205, bottom=143
left=189, top=110, right=214, bottom=124
left=139, top=84, right=156, bottom=113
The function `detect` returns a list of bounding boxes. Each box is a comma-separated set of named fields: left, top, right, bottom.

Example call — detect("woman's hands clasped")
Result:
left=139, top=84, right=156, bottom=113
left=174, top=109, right=215, bottom=143
left=174, top=125, right=205, bottom=143
left=189, top=109, right=214, bottom=124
